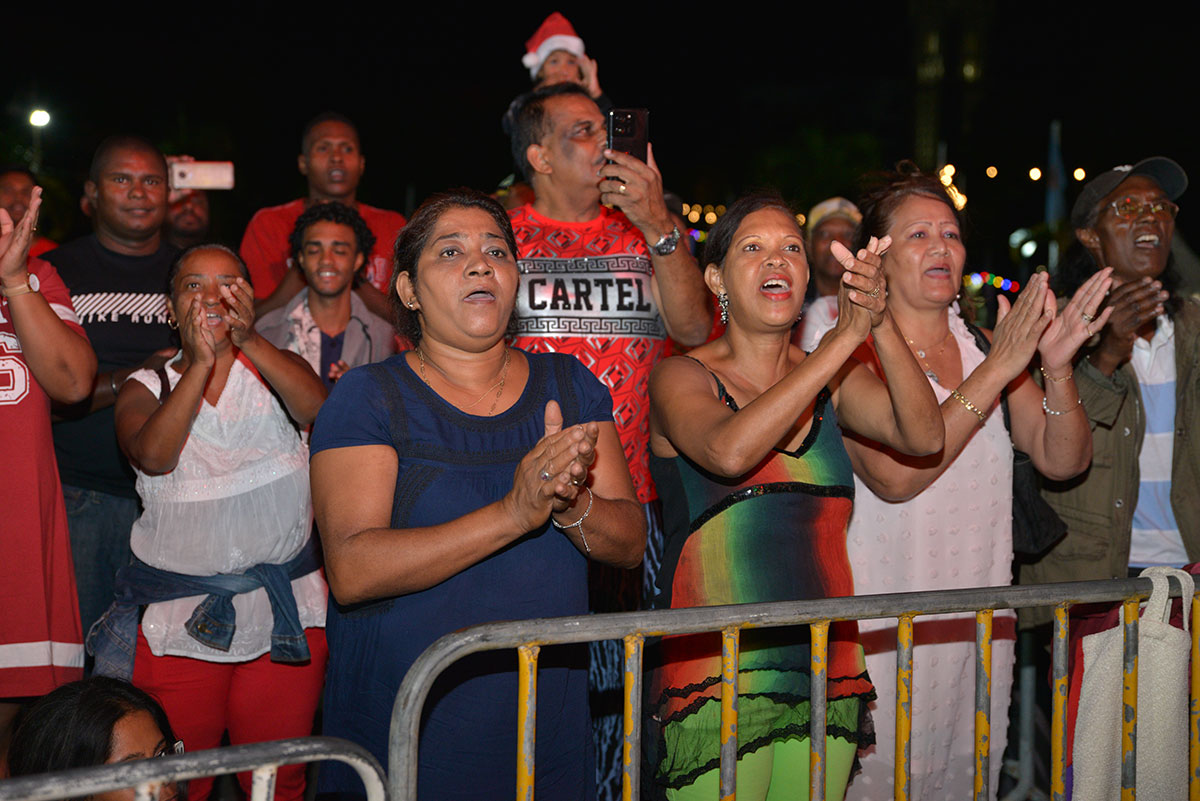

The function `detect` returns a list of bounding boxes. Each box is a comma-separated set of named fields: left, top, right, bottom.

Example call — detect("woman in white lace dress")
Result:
left=105, top=244, right=328, bottom=801
left=831, top=165, right=1112, bottom=800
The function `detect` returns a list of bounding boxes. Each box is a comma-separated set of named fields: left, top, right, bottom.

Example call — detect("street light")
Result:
left=29, top=109, right=50, bottom=127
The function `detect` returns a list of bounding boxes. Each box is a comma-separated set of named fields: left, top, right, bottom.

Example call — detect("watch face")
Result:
left=28, top=273, right=40, bottom=292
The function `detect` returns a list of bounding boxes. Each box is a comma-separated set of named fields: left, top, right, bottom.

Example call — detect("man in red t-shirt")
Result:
left=240, top=112, right=405, bottom=320
left=508, top=83, right=710, bottom=508
left=508, top=83, right=712, bottom=799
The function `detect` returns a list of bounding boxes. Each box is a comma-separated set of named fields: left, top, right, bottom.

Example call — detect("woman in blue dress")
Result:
left=309, top=188, right=646, bottom=801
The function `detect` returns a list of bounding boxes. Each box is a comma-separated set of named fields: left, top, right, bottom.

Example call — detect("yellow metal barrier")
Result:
left=387, top=577, right=1199, bottom=801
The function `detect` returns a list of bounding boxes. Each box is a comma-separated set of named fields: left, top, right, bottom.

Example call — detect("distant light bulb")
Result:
left=29, top=109, right=50, bottom=127
left=1029, top=167, right=1042, bottom=181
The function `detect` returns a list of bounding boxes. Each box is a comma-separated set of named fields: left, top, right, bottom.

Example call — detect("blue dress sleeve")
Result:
left=310, top=362, right=395, bottom=455
left=563, top=354, right=614, bottom=426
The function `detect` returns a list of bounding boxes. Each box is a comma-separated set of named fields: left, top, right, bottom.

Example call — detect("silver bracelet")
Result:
left=555, top=486, right=593, bottom=553
left=1042, top=396, right=1082, bottom=416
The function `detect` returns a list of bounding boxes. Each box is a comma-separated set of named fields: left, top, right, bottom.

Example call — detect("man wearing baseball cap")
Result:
left=1025, top=157, right=1200, bottom=595
left=793, top=196, right=861, bottom=351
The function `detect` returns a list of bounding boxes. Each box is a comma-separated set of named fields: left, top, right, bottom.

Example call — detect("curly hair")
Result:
left=854, top=160, right=964, bottom=251
left=288, top=202, right=377, bottom=282
left=390, top=188, right=519, bottom=345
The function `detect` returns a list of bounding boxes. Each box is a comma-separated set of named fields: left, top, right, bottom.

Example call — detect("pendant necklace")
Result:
left=904, top=328, right=953, bottom=384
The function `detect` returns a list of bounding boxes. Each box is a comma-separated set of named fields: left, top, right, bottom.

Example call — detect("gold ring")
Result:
left=618, top=184, right=627, bottom=194
left=867, top=287, right=880, bottom=299
left=1081, top=311, right=1095, bottom=323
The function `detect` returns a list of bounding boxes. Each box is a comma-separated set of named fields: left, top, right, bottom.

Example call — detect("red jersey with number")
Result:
left=509, top=204, right=665, bottom=503
left=239, top=199, right=407, bottom=298
left=0, top=258, right=85, bottom=695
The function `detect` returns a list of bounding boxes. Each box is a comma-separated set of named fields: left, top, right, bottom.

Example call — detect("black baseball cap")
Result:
left=1070, top=157, right=1188, bottom=228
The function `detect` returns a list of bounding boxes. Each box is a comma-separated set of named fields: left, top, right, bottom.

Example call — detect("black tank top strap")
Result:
left=683, top=355, right=739, bottom=412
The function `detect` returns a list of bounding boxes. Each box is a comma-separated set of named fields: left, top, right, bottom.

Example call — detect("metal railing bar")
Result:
left=1050, top=604, right=1069, bottom=801
left=621, top=634, right=644, bottom=801
left=895, top=614, right=914, bottom=801
left=974, top=610, right=994, bottom=801
left=389, top=577, right=1193, bottom=800
left=809, top=621, right=829, bottom=801
left=1121, top=599, right=1139, bottom=799
left=0, top=738, right=386, bottom=801
left=719, top=627, right=739, bottom=801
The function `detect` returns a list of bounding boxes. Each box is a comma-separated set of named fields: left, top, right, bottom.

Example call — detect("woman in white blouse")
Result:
left=103, top=244, right=327, bottom=801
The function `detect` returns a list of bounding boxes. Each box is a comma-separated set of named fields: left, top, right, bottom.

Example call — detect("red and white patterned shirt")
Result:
left=510, top=204, right=665, bottom=503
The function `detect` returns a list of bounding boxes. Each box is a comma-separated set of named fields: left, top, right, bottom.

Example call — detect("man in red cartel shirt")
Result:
left=239, top=112, right=405, bottom=321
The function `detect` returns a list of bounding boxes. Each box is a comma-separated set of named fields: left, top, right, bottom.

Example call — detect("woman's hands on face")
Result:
left=1037, top=267, right=1114, bottom=373
left=832, top=235, right=891, bottom=338
left=0, top=187, right=40, bottom=285
left=503, top=400, right=600, bottom=533
left=987, top=271, right=1053, bottom=382
left=178, top=296, right=218, bottom=368
left=219, top=278, right=256, bottom=348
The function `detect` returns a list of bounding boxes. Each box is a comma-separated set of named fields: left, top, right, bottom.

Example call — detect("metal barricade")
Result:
left=388, top=577, right=1199, bottom=801
left=0, top=737, right=386, bottom=801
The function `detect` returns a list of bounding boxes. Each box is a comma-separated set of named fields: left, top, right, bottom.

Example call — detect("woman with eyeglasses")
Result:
left=1023, top=157, right=1199, bottom=611
left=7, top=677, right=182, bottom=801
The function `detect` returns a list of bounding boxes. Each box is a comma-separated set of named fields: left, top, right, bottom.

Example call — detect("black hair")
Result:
left=88, top=135, right=167, bottom=183
left=288, top=202, right=377, bottom=274
left=165, top=243, right=252, bottom=302
left=702, top=191, right=797, bottom=269
left=854, top=160, right=964, bottom=251
left=7, top=677, right=177, bottom=777
left=390, top=188, right=519, bottom=345
left=300, top=111, right=360, bottom=154
left=508, top=83, right=595, bottom=183
left=0, top=164, right=36, bottom=182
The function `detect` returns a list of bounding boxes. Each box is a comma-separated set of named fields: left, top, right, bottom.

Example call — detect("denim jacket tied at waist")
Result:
left=87, top=538, right=320, bottom=680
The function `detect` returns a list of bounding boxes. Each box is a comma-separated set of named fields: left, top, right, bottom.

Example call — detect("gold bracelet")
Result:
left=949, top=388, right=987, bottom=423
left=1042, top=396, right=1082, bottom=416
left=1039, top=366, right=1073, bottom=384
left=0, top=280, right=36, bottom=297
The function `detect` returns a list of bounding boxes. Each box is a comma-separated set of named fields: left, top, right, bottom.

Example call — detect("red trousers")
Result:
left=133, top=626, right=328, bottom=801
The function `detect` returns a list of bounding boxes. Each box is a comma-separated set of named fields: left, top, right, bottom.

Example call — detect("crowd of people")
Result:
left=1, top=11, right=1197, bottom=801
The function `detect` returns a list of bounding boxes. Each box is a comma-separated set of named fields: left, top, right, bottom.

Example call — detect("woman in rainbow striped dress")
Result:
left=645, top=192, right=944, bottom=801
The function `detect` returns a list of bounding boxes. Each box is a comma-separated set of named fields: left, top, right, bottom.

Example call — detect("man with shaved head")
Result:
left=43, top=135, right=179, bottom=640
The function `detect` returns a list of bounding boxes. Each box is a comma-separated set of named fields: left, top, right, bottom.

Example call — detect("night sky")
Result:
left=7, top=6, right=1198, bottom=282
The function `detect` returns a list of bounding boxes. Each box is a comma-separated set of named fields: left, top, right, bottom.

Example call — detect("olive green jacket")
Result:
left=1021, top=296, right=1200, bottom=625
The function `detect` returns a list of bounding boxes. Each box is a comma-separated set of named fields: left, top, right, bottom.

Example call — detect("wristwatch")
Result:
left=651, top=225, right=681, bottom=256
left=1, top=273, right=40, bottom=298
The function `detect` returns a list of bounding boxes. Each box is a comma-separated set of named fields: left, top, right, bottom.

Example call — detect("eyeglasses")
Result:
left=1105, top=196, right=1179, bottom=221
left=154, top=740, right=185, bottom=759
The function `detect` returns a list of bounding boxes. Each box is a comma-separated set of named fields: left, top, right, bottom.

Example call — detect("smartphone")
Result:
left=607, top=109, right=649, bottom=163
left=170, top=161, right=235, bottom=190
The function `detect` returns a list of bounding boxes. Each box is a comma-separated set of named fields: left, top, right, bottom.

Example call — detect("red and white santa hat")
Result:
left=523, top=12, right=586, bottom=80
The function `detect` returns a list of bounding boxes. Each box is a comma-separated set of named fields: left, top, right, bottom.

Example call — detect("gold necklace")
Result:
left=416, top=346, right=510, bottom=415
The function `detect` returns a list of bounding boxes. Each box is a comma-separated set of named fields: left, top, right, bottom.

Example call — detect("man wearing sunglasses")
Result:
left=1025, top=157, right=1200, bottom=596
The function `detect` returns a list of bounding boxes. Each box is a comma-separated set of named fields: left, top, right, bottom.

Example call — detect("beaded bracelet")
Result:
left=1039, top=366, right=1073, bottom=384
left=949, top=388, right=986, bottom=423
left=1042, top=396, right=1082, bottom=416
left=555, top=486, right=593, bottom=553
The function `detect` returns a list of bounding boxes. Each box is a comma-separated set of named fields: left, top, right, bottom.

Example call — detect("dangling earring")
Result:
left=167, top=316, right=178, bottom=330
left=718, top=292, right=729, bottom=325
